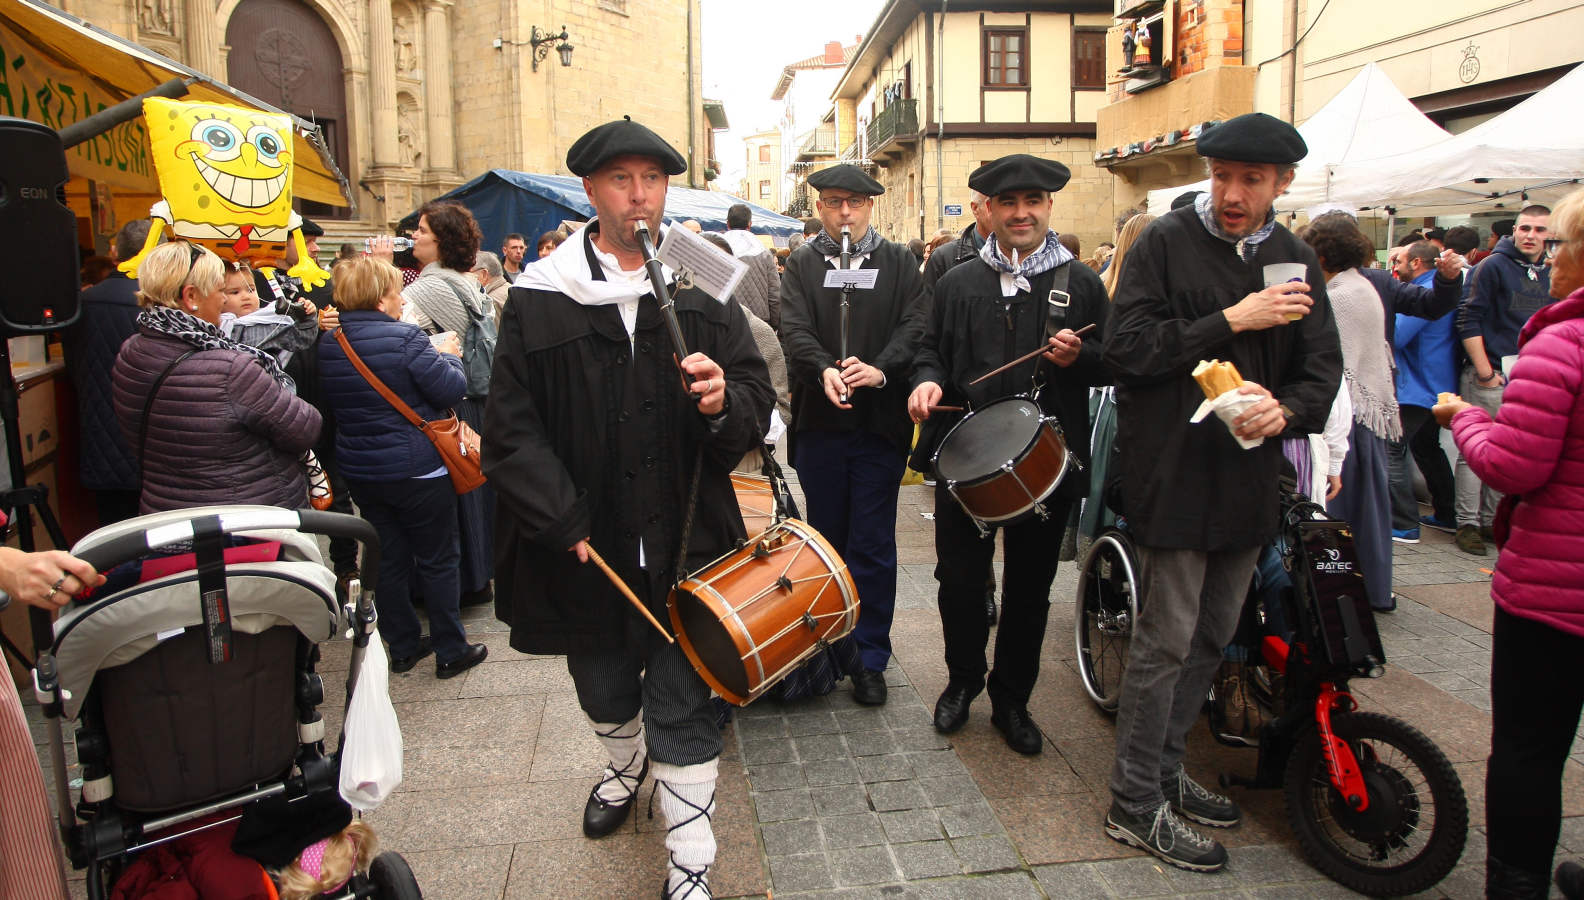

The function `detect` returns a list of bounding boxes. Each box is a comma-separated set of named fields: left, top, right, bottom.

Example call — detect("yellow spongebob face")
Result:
left=145, top=97, right=295, bottom=227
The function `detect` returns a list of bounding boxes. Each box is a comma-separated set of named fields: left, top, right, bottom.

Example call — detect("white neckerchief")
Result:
left=516, top=219, right=681, bottom=343
left=722, top=229, right=767, bottom=258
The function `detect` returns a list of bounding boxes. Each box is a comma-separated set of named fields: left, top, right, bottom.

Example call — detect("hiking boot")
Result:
left=1161, top=764, right=1241, bottom=827
left=1455, top=524, right=1487, bottom=556
left=1391, top=527, right=1420, bottom=544
left=1105, top=800, right=1228, bottom=872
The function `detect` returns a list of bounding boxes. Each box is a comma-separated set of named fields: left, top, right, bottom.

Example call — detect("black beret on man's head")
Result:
left=567, top=116, right=688, bottom=177
left=967, top=154, right=1071, bottom=197
left=807, top=164, right=885, bottom=196
left=1196, top=112, right=1308, bottom=165
left=1170, top=190, right=1203, bottom=211
left=299, top=217, right=324, bottom=237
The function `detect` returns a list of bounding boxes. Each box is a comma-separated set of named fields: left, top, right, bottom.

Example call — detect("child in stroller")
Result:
left=34, top=505, right=420, bottom=899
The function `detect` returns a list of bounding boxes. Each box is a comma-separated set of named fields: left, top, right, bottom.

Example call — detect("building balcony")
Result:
left=797, top=127, right=838, bottom=162
left=839, top=138, right=863, bottom=163
left=865, top=99, right=918, bottom=163
left=1093, top=65, right=1255, bottom=183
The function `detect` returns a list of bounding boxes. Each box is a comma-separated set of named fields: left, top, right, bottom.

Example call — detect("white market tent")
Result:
left=1146, top=63, right=1453, bottom=215
left=1325, top=63, right=1584, bottom=216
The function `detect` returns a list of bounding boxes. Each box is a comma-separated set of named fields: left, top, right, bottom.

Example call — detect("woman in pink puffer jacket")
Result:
left=1436, top=187, right=1584, bottom=900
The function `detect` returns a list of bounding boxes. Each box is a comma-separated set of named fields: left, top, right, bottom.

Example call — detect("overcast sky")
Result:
left=701, top=0, right=887, bottom=190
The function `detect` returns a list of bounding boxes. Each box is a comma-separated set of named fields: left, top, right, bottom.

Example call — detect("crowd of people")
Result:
left=6, top=110, right=1578, bottom=900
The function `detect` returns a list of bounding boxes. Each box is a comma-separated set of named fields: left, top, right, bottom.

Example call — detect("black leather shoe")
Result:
left=584, top=756, right=649, bottom=838
left=436, top=643, right=488, bottom=679
left=933, top=683, right=976, bottom=734
left=389, top=636, right=432, bottom=673
left=460, top=583, right=495, bottom=607
left=852, top=669, right=888, bottom=706
left=991, top=705, right=1043, bottom=755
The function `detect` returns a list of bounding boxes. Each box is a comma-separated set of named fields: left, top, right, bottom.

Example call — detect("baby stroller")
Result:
left=33, top=505, right=421, bottom=898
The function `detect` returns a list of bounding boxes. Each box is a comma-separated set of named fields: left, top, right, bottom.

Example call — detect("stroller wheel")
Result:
left=368, top=851, right=423, bottom=899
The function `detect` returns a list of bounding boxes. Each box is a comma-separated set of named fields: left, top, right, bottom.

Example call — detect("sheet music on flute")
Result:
left=822, top=268, right=879, bottom=290
left=658, top=223, right=746, bottom=305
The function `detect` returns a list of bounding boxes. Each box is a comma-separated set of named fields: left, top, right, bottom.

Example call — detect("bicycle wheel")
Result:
left=1074, top=529, right=1140, bottom=711
left=1284, top=711, right=1467, bottom=897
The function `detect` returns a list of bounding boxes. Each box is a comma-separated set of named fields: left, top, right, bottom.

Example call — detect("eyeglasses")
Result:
left=818, top=195, right=870, bottom=210
left=1544, top=237, right=1568, bottom=259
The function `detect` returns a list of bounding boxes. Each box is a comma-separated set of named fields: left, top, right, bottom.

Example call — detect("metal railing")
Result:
left=865, top=98, right=918, bottom=153
left=798, top=127, right=837, bottom=159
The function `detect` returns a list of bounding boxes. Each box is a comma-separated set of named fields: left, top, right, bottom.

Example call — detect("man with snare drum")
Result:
left=907, top=155, right=1109, bottom=755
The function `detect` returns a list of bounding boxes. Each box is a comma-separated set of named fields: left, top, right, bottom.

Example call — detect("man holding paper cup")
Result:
left=1100, top=112, right=1342, bottom=873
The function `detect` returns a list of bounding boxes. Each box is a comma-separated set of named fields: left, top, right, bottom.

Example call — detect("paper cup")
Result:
left=1263, top=263, right=1308, bottom=321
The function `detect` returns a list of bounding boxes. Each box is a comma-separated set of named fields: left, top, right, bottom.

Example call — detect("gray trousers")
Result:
left=565, top=614, right=722, bottom=767
left=1110, top=544, right=1260, bottom=813
left=1455, top=365, right=1505, bottom=528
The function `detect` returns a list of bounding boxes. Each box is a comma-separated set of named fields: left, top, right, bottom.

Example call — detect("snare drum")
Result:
left=731, top=472, right=776, bottom=537
left=669, top=519, right=859, bottom=706
left=931, top=396, right=1077, bottom=532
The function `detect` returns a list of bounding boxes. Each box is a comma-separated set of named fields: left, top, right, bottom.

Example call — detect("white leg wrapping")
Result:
left=653, top=758, right=718, bottom=899
left=590, top=714, right=647, bottom=804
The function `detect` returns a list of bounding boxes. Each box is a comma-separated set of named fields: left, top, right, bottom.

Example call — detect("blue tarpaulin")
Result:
left=398, top=169, right=803, bottom=259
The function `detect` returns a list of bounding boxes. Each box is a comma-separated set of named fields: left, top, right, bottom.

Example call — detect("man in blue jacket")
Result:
left=1387, top=241, right=1459, bottom=542
left=1453, top=204, right=1552, bottom=555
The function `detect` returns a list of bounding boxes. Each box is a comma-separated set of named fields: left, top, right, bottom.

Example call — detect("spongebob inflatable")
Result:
left=119, top=97, right=331, bottom=289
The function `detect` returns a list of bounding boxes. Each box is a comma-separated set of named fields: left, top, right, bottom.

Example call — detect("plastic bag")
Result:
left=338, top=637, right=402, bottom=810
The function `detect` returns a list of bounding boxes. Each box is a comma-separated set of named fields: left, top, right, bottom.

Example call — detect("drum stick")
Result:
left=968, top=323, right=1097, bottom=386
left=585, top=544, right=675, bottom=644
left=928, top=405, right=964, bottom=412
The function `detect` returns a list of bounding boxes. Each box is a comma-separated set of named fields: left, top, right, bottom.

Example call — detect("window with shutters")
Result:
left=1074, top=28, right=1106, bottom=90
left=982, top=28, right=1028, bottom=89
left=758, top=144, right=771, bottom=163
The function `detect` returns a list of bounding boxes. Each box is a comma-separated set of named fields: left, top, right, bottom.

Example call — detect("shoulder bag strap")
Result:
left=333, top=327, right=428, bottom=429
left=138, top=349, right=197, bottom=469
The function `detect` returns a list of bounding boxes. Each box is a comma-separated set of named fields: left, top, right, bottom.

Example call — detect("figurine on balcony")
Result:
left=1135, top=24, right=1153, bottom=66
left=1121, top=24, right=1137, bottom=70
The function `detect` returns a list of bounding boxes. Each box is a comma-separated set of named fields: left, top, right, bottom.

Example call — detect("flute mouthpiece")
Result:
left=634, top=221, right=651, bottom=239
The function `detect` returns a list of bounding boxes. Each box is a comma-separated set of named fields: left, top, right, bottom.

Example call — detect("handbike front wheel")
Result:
left=1284, top=711, right=1467, bottom=897
left=1074, top=530, right=1140, bottom=711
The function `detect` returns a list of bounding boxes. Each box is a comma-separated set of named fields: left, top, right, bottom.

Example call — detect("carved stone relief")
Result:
left=139, top=0, right=177, bottom=36
left=397, top=92, right=424, bottom=168
left=393, top=16, right=418, bottom=75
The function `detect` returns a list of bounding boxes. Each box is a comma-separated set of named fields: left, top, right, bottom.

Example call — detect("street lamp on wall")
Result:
left=530, top=26, right=573, bottom=72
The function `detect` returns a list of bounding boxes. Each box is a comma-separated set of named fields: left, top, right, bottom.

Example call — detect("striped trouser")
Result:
left=1, top=675, right=69, bottom=899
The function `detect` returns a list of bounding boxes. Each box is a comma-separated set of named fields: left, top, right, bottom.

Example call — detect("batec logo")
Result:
left=1313, top=547, right=1354, bottom=575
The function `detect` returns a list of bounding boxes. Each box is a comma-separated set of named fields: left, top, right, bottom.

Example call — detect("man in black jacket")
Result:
left=778, top=164, right=930, bottom=706
left=908, top=155, right=1109, bottom=755
left=1101, top=113, right=1342, bottom=873
left=484, top=118, right=773, bottom=900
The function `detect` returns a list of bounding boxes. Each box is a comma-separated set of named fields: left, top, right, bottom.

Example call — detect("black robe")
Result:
left=778, top=238, right=930, bottom=455
left=1103, top=206, right=1342, bottom=551
left=910, top=256, right=1111, bottom=503
left=483, top=261, right=773, bottom=655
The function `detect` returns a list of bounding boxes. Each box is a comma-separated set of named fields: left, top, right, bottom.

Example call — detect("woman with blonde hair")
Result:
left=318, top=256, right=486, bottom=678
left=112, top=241, right=322, bottom=512
left=1102, top=214, right=1156, bottom=299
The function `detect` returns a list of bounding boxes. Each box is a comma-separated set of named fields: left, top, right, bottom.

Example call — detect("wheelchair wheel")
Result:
left=1284, top=711, right=1467, bottom=897
left=1074, top=529, right=1141, bottom=711
left=368, top=851, right=423, bottom=898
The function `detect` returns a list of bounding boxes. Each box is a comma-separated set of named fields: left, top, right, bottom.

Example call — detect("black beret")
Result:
left=967, top=154, right=1071, bottom=197
left=806, top=165, right=885, bottom=196
left=1195, top=112, right=1307, bottom=165
left=298, top=217, right=324, bottom=237
left=231, top=790, right=353, bottom=868
left=566, top=116, right=687, bottom=177
left=1170, top=190, right=1202, bottom=210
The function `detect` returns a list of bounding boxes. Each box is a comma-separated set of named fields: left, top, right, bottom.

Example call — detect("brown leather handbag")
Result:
left=334, top=327, right=485, bottom=494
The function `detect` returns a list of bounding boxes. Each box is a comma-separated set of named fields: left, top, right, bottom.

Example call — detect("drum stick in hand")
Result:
left=586, top=544, right=675, bottom=644
left=969, top=323, right=1097, bottom=386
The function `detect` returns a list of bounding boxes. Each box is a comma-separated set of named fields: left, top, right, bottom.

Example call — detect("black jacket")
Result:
left=1104, top=206, right=1342, bottom=551
left=66, top=273, right=141, bottom=491
left=484, top=264, right=773, bottom=655
left=921, top=223, right=985, bottom=290
left=910, top=257, right=1110, bottom=502
left=778, top=237, right=930, bottom=455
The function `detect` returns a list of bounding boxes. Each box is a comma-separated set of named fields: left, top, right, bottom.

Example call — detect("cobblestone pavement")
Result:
left=30, top=481, right=1584, bottom=898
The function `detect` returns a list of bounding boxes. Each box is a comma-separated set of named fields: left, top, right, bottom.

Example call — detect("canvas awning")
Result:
left=1146, top=63, right=1453, bottom=216
left=0, top=0, right=353, bottom=221
left=1324, top=63, right=1584, bottom=216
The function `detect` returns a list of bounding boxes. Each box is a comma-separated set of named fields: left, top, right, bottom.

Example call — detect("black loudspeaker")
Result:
left=0, top=117, right=79, bottom=333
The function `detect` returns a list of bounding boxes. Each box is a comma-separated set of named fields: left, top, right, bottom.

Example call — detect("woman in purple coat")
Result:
left=1436, top=188, right=1584, bottom=899
left=112, top=241, right=321, bottom=513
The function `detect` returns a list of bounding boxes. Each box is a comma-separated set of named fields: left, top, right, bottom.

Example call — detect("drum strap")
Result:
left=1031, top=263, right=1073, bottom=400
left=674, top=444, right=705, bottom=584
